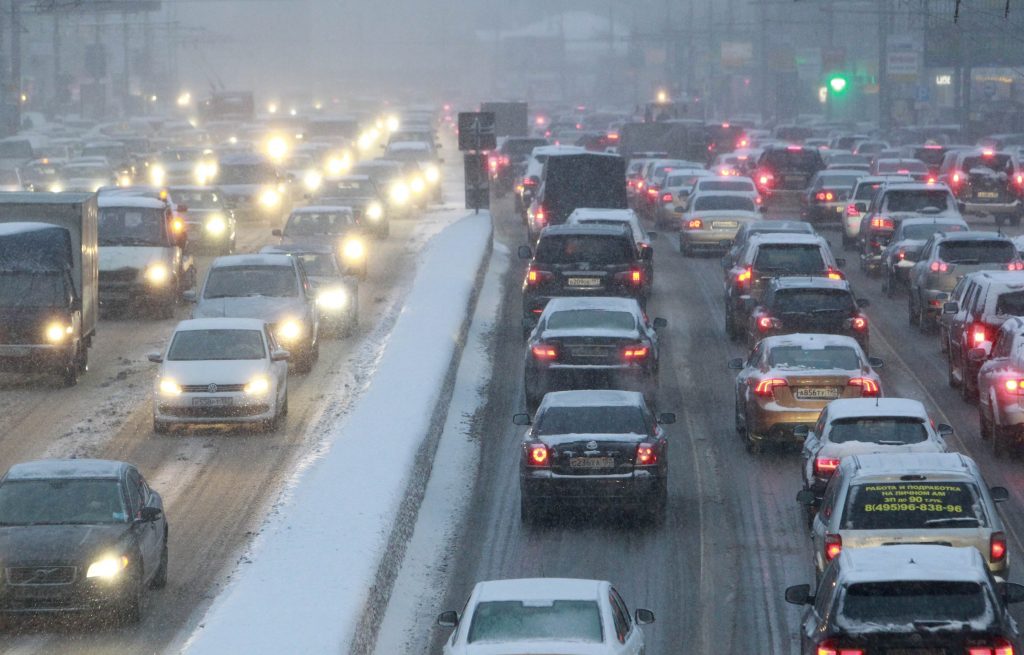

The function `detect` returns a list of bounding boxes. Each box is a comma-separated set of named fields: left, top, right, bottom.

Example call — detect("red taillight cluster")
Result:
left=646, top=186, right=660, bottom=197
left=526, top=443, right=549, bottom=467
left=614, top=269, right=643, bottom=286
left=623, top=345, right=649, bottom=360
left=815, top=191, right=835, bottom=202
left=816, top=642, right=863, bottom=655
left=850, top=316, right=867, bottom=331
left=848, top=377, right=880, bottom=397
left=736, top=267, right=752, bottom=286
left=968, top=638, right=1015, bottom=655
left=523, top=176, right=537, bottom=188
left=1008, top=261, right=1024, bottom=271
left=814, top=457, right=841, bottom=477
left=661, top=192, right=673, bottom=203
left=686, top=218, right=703, bottom=230
left=846, top=204, right=860, bottom=217
left=824, top=533, right=842, bottom=561
left=870, top=217, right=894, bottom=229
left=754, top=377, right=786, bottom=397
left=635, top=443, right=657, bottom=465
left=929, top=260, right=950, bottom=273
left=531, top=345, right=558, bottom=360
left=897, top=248, right=906, bottom=261
left=526, top=267, right=553, bottom=286
left=1005, top=378, right=1024, bottom=393
left=534, top=207, right=547, bottom=227
left=972, top=323, right=991, bottom=347
left=757, top=316, right=777, bottom=332
left=991, top=531, right=1008, bottom=563
left=827, top=268, right=844, bottom=280
left=756, top=171, right=774, bottom=190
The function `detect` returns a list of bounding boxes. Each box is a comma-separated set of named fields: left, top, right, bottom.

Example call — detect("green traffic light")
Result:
left=829, top=76, right=848, bottom=94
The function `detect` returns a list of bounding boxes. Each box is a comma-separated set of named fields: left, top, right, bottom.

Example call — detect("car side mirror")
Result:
left=183, top=289, right=197, bottom=303
left=657, top=412, right=676, bottom=425
left=640, top=247, right=653, bottom=261
left=854, top=202, right=867, bottom=212
left=271, top=349, right=291, bottom=362
left=146, top=351, right=163, bottom=364
left=967, top=346, right=988, bottom=363
left=653, top=317, right=667, bottom=329
left=138, top=506, right=162, bottom=522
left=868, top=356, right=885, bottom=369
left=990, top=486, right=1010, bottom=503
left=785, top=584, right=813, bottom=606
left=436, top=610, right=459, bottom=628
left=512, top=413, right=531, bottom=426
left=793, top=425, right=809, bottom=438
left=835, top=257, right=847, bottom=268
left=272, top=229, right=283, bottom=237
left=647, top=231, right=658, bottom=240
left=517, top=245, right=532, bottom=259
left=936, top=423, right=954, bottom=436
left=796, top=489, right=817, bottom=506
left=634, top=608, right=655, bottom=625
left=727, top=357, right=745, bottom=370
left=942, top=301, right=958, bottom=315
left=1001, top=582, right=1024, bottom=604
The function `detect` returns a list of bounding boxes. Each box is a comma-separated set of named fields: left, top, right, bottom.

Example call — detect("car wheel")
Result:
left=994, top=425, right=1012, bottom=458
left=150, top=534, right=168, bottom=589
left=264, top=407, right=281, bottom=432
left=980, top=412, right=992, bottom=441
left=908, top=293, right=919, bottom=326
left=939, top=329, right=949, bottom=354
left=745, top=432, right=763, bottom=455
left=947, top=353, right=959, bottom=388
left=280, top=387, right=289, bottom=417
left=961, top=371, right=977, bottom=403
left=883, top=272, right=896, bottom=298
left=61, top=351, right=79, bottom=387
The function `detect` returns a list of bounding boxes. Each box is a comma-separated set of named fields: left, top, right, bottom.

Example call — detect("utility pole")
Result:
left=121, top=10, right=130, bottom=115
left=52, top=13, right=60, bottom=116
left=758, top=0, right=769, bottom=122
left=11, top=0, right=22, bottom=129
left=877, top=0, right=889, bottom=131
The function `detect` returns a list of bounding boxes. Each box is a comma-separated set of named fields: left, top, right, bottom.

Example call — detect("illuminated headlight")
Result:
left=194, top=161, right=218, bottom=185
left=303, top=169, right=323, bottom=192
left=118, top=174, right=133, bottom=187
left=365, top=202, right=383, bottom=221
left=86, top=555, right=129, bottom=580
left=410, top=176, right=425, bottom=194
left=424, top=164, right=440, bottom=184
left=244, top=375, right=271, bottom=396
left=205, top=214, right=227, bottom=235
left=342, top=238, right=366, bottom=261
left=259, top=188, right=282, bottom=209
left=326, top=155, right=350, bottom=177
left=149, top=165, right=166, bottom=186
left=385, top=115, right=400, bottom=132
left=48, top=183, right=64, bottom=193
left=145, top=262, right=170, bottom=285
left=158, top=378, right=181, bottom=396
left=45, top=322, right=72, bottom=343
left=390, top=182, right=410, bottom=205
left=317, top=287, right=348, bottom=310
left=276, top=319, right=303, bottom=342
left=266, top=136, right=289, bottom=162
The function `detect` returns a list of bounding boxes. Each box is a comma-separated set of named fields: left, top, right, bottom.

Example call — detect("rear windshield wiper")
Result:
left=922, top=516, right=980, bottom=527
left=913, top=619, right=965, bottom=631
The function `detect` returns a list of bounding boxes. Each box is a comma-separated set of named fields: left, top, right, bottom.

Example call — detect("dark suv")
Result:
left=746, top=277, right=870, bottom=352
left=753, top=145, right=826, bottom=206
left=938, top=148, right=1023, bottom=225
left=520, top=224, right=650, bottom=329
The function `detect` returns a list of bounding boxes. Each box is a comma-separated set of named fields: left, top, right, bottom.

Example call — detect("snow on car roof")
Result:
left=838, top=545, right=988, bottom=585
left=542, top=296, right=642, bottom=315
left=771, top=277, right=850, bottom=290
left=0, top=221, right=65, bottom=236
left=698, top=175, right=756, bottom=183
left=762, top=333, right=863, bottom=351
left=6, top=458, right=125, bottom=481
left=539, top=390, right=645, bottom=409
left=748, top=232, right=828, bottom=245
left=97, top=195, right=166, bottom=210
left=900, top=216, right=967, bottom=226
left=387, top=141, right=431, bottom=151
left=210, top=253, right=295, bottom=268
left=566, top=208, right=638, bottom=222
left=531, top=145, right=585, bottom=157
left=848, top=452, right=973, bottom=477
left=474, top=578, right=603, bottom=602
left=825, top=398, right=929, bottom=421
left=290, top=205, right=353, bottom=214
left=745, top=220, right=814, bottom=232
left=261, top=243, right=336, bottom=256
left=174, top=317, right=267, bottom=332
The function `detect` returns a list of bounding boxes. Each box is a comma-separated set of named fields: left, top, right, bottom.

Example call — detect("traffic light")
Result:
left=828, top=74, right=848, bottom=94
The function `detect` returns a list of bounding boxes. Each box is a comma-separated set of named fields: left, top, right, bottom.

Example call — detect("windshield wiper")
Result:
left=946, top=259, right=979, bottom=265
left=922, top=516, right=980, bottom=527
left=810, top=307, right=848, bottom=314
left=913, top=619, right=965, bottom=631
left=876, top=440, right=907, bottom=446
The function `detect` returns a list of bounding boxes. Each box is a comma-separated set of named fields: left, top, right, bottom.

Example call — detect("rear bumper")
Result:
left=962, top=199, right=1021, bottom=216
left=521, top=470, right=661, bottom=503
left=680, top=229, right=739, bottom=248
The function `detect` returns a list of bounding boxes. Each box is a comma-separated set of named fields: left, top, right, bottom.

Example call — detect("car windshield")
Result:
left=535, top=405, right=646, bottom=435
left=64, top=164, right=109, bottom=179
left=0, top=479, right=127, bottom=525
left=0, top=271, right=67, bottom=307
left=466, top=600, right=603, bottom=643
left=996, top=291, right=1024, bottom=315
left=167, top=329, right=265, bottom=361
left=752, top=244, right=825, bottom=273
left=204, top=265, right=297, bottom=298
left=219, top=164, right=276, bottom=185
left=98, top=206, right=166, bottom=246
left=767, top=345, right=860, bottom=370
left=693, top=195, right=755, bottom=212
left=295, top=253, right=340, bottom=277
left=903, top=223, right=964, bottom=240
left=827, top=417, right=929, bottom=444
left=838, top=582, right=987, bottom=628
left=841, top=481, right=986, bottom=529
left=773, top=289, right=854, bottom=313
left=546, top=309, right=636, bottom=331
left=285, top=212, right=354, bottom=235
left=886, top=190, right=950, bottom=212
left=938, top=241, right=1016, bottom=264
left=535, top=235, right=633, bottom=265
left=173, top=190, right=221, bottom=209
left=700, top=181, right=754, bottom=193
left=666, top=173, right=705, bottom=188
left=323, top=180, right=372, bottom=196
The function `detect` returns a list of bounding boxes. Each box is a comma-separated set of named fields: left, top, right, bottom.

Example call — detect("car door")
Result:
left=911, top=238, right=936, bottom=292
left=942, top=276, right=970, bottom=344
left=126, top=467, right=161, bottom=581
left=811, top=469, right=843, bottom=572
left=737, top=341, right=765, bottom=411
left=979, top=327, right=1014, bottom=419
left=951, top=280, right=981, bottom=368
left=264, top=326, right=287, bottom=391
left=801, top=408, right=828, bottom=486
left=610, top=587, right=644, bottom=654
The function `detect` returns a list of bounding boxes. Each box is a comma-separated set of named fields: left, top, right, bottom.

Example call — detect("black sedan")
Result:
left=0, top=459, right=168, bottom=624
left=523, top=296, right=666, bottom=408
left=514, top=389, right=675, bottom=524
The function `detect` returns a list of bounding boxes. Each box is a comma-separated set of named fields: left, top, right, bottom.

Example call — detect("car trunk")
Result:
left=968, top=167, right=1011, bottom=203
left=544, top=334, right=641, bottom=366
left=841, top=527, right=991, bottom=559
left=546, top=435, right=639, bottom=475
left=774, top=310, right=857, bottom=336
left=773, top=373, right=857, bottom=407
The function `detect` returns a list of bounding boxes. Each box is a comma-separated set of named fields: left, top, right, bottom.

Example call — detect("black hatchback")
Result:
left=520, top=224, right=650, bottom=329
left=747, top=277, right=870, bottom=352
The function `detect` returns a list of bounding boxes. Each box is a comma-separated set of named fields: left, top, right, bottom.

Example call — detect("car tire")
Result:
left=961, top=371, right=977, bottom=403
left=745, top=432, right=763, bottom=455
left=908, top=293, right=919, bottom=326
left=939, top=329, right=949, bottom=354
left=980, top=412, right=993, bottom=441
left=61, top=350, right=80, bottom=387
left=264, top=407, right=281, bottom=432
left=150, top=534, right=168, bottom=589
left=994, top=425, right=1012, bottom=458
left=883, top=272, right=896, bottom=298
left=281, top=388, right=289, bottom=417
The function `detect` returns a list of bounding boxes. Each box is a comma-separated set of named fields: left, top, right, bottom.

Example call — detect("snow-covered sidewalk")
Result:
left=183, top=211, right=493, bottom=654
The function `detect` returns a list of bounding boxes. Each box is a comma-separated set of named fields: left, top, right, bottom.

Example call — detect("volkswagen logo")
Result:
left=207, top=384, right=218, bottom=393
left=578, top=262, right=592, bottom=271
left=586, top=440, right=598, bottom=450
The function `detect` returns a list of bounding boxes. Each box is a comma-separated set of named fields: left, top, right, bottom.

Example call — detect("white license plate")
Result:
left=570, top=457, right=615, bottom=469
left=794, top=387, right=840, bottom=400
left=713, top=221, right=738, bottom=229
left=976, top=191, right=999, bottom=199
left=567, top=277, right=601, bottom=287
left=192, top=397, right=233, bottom=408
left=571, top=346, right=608, bottom=358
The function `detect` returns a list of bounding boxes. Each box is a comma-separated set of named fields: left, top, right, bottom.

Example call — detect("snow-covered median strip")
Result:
left=183, top=212, right=493, bottom=655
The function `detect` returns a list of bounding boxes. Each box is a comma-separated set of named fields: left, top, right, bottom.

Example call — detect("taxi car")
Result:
left=0, top=459, right=167, bottom=623
left=437, top=577, right=655, bottom=654
left=730, top=334, right=883, bottom=454
left=678, top=192, right=759, bottom=256
left=786, top=545, right=1024, bottom=655
left=803, top=453, right=1010, bottom=577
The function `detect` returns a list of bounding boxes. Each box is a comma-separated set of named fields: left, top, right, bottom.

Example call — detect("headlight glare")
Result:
left=45, top=322, right=70, bottom=343
left=205, top=215, right=227, bottom=234
left=342, top=238, right=366, bottom=261
left=410, top=176, right=425, bottom=194
left=365, top=202, right=383, bottom=221
left=244, top=375, right=270, bottom=395
left=317, top=287, right=348, bottom=310
left=149, top=165, right=166, bottom=186
left=389, top=182, right=410, bottom=205
left=145, top=263, right=170, bottom=284
left=259, top=188, right=281, bottom=209
left=424, top=164, right=440, bottom=184
left=303, top=170, right=323, bottom=192
left=276, top=320, right=302, bottom=341
left=158, top=378, right=181, bottom=395
left=86, top=555, right=129, bottom=579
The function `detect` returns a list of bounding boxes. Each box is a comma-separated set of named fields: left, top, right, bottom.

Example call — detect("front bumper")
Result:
left=0, top=343, right=74, bottom=369
left=0, top=573, right=136, bottom=614
left=100, top=280, right=177, bottom=305
left=155, top=393, right=275, bottom=425
left=521, top=469, right=660, bottom=504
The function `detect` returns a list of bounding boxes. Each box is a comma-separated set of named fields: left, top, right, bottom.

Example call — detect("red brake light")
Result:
left=624, top=345, right=649, bottom=360
left=636, top=181, right=644, bottom=190
left=897, top=248, right=906, bottom=260
left=534, top=207, right=546, bottom=226
left=1008, top=261, right=1024, bottom=271
left=647, top=187, right=659, bottom=196
left=1005, top=379, right=1023, bottom=393
left=870, top=217, right=893, bottom=229
left=661, top=192, right=673, bottom=203
left=171, top=217, right=185, bottom=234
left=635, top=442, right=657, bottom=466
left=992, top=531, right=1008, bottom=562
left=930, top=260, right=949, bottom=273
left=983, top=149, right=995, bottom=157
left=848, top=377, right=880, bottom=397
left=816, top=642, right=863, bottom=655
left=531, top=345, right=558, bottom=360
left=753, top=378, right=786, bottom=397
left=1016, top=174, right=1024, bottom=186
left=737, top=267, right=752, bottom=285
left=951, top=171, right=961, bottom=184
left=972, top=323, right=989, bottom=347
left=757, top=316, right=775, bottom=332
left=687, top=218, right=703, bottom=229
left=814, top=457, right=841, bottom=477
left=851, top=316, right=867, bottom=331
left=846, top=203, right=860, bottom=217
left=824, top=533, right=842, bottom=561
left=968, top=638, right=1015, bottom=655
left=787, top=145, right=802, bottom=151
left=816, top=192, right=826, bottom=201
left=526, top=443, right=549, bottom=467
left=827, top=268, right=844, bottom=280
left=526, top=267, right=552, bottom=285
left=523, top=177, right=537, bottom=187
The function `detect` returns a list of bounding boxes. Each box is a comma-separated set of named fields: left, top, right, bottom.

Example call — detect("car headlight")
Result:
left=303, top=170, right=323, bottom=192
left=259, top=188, right=282, bottom=209
left=390, top=182, right=410, bottom=205
left=317, top=287, right=348, bottom=310
left=145, top=262, right=170, bottom=285
left=118, top=174, right=133, bottom=187
left=205, top=214, right=227, bottom=235
left=342, top=238, right=366, bottom=261
left=86, top=555, right=129, bottom=579
left=149, top=165, right=166, bottom=186
left=194, top=161, right=218, bottom=185
left=45, top=322, right=72, bottom=343
left=385, top=115, right=400, bottom=132
left=410, top=176, right=425, bottom=194
left=325, top=155, right=351, bottom=177
left=48, top=182, right=64, bottom=193
left=158, top=378, right=181, bottom=395
left=244, top=375, right=270, bottom=395
left=365, top=202, right=383, bottom=221
left=266, top=136, right=289, bottom=162
left=424, top=164, right=440, bottom=184
left=276, top=319, right=302, bottom=341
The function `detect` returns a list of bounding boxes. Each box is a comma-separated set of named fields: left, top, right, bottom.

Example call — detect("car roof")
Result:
left=539, top=224, right=631, bottom=238
left=882, top=182, right=951, bottom=192
left=899, top=216, right=967, bottom=227
left=210, top=253, right=295, bottom=268
left=473, top=578, right=604, bottom=602
left=847, top=452, right=974, bottom=477
left=855, top=175, right=913, bottom=185
left=567, top=208, right=638, bottom=222
left=697, top=176, right=755, bottom=183
left=744, top=220, right=814, bottom=233
left=335, top=174, right=372, bottom=182
left=97, top=195, right=166, bottom=210
left=964, top=270, right=1024, bottom=287
left=543, top=296, right=642, bottom=314
left=260, top=243, right=336, bottom=256
left=817, top=168, right=866, bottom=176
left=5, top=458, right=126, bottom=481
left=770, top=277, right=850, bottom=291
left=761, top=333, right=863, bottom=350
left=749, top=232, right=827, bottom=246
left=218, top=153, right=273, bottom=165
left=837, top=545, right=988, bottom=585
left=825, top=398, right=929, bottom=421
left=935, top=230, right=1007, bottom=242
left=532, top=145, right=585, bottom=157
left=174, top=317, right=268, bottom=332
left=290, top=205, right=353, bottom=214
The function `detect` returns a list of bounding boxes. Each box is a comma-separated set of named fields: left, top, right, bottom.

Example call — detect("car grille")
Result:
left=0, top=323, right=41, bottom=345
left=160, top=404, right=269, bottom=418
left=6, top=566, right=76, bottom=585
left=181, top=384, right=246, bottom=393
left=99, top=268, right=138, bottom=284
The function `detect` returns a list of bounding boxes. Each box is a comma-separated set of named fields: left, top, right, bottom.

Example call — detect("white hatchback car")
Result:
left=438, top=578, right=654, bottom=654
left=148, top=317, right=289, bottom=433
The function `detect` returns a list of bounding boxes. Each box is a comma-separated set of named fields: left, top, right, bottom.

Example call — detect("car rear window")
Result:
left=938, top=241, right=1016, bottom=264
left=285, top=212, right=355, bottom=235
left=964, top=154, right=1013, bottom=173
left=841, top=481, right=986, bottom=529
left=535, top=405, right=646, bottom=436
left=546, top=309, right=636, bottom=331
left=535, top=235, right=634, bottom=265
left=854, top=182, right=885, bottom=200
left=838, top=581, right=987, bottom=628
left=885, top=190, right=950, bottom=212
left=693, top=195, right=755, bottom=212
left=877, top=160, right=927, bottom=174
left=467, top=600, right=603, bottom=643
left=762, top=149, right=824, bottom=172
left=773, top=289, right=854, bottom=314
left=996, top=291, right=1024, bottom=315
left=902, top=223, right=965, bottom=240
left=699, top=180, right=754, bottom=193
left=767, top=345, right=860, bottom=370
left=753, top=244, right=826, bottom=273
left=827, top=417, right=929, bottom=445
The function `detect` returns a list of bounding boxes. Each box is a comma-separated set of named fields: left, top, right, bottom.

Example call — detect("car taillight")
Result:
left=968, top=638, right=1015, bottom=655
left=870, top=217, right=894, bottom=229
left=526, top=443, right=550, bottom=467
left=814, top=457, right=841, bottom=477
left=850, top=315, right=868, bottom=331
left=848, top=377, right=880, bottom=397
left=757, top=316, right=778, bottom=332
left=753, top=378, right=786, bottom=397
left=531, top=345, right=558, bottom=360
left=897, top=248, right=906, bottom=260
left=755, top=195, right=763, bottom=205
left=523, top=176, right=537, bottom=187
left=636, top=180, right=645, bottom=191
left=826, top=267, right=844, bottom=280
left=824, top=533, right=842, bottom=561
left=1008, top=261, right=1024, bottom=271
left=647, top=186, right=659, bottom=197
left=526, top=267, right=553, bottom=285
left=1016, top=173, right=1024, bottom=187
left=661, top=192, right=673, bottom=203
left=686, top=218, right=703, bottom=229
left=991, top=531, right=1007, bottom=562
left=1005, top=378, right=1024, bottom=393
left=613, top=269, right=643, bottom=286
left=635, top=442, right=657, bottom=466
left=623, top=345, right=649, bottom=360
left=846, top=203, right=860, bottom=217
left=951, top=171, right=962, bottom=185
left=816, top=641, right=863, bottom=655
left=972, top=323, right=990, bottom=347
left=736, top=267, right=752, bottom=286
left=534, top=207, right=546, bottom=226
left=815, top=191, right=835, bottom=201
left=929, top=260, right=950, bottom=273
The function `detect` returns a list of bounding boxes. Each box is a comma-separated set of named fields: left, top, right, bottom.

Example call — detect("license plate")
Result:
left=570, top=457, right=615, bottom=469
left=566, top=277, right=601, bottom=287
left=794, top=387, right=840, bottom=400
left=785, top=175, right=805, bottom=183
left=976, top=191, right=999, bottom=199
left=571, top=346, right=608, bottom=358
left=712, top=221, right=738, bottom=229
left=192, top=397, right=233, bottom=408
